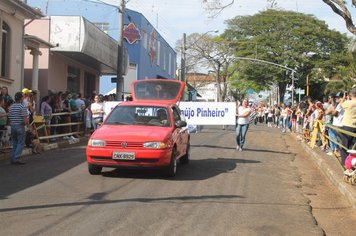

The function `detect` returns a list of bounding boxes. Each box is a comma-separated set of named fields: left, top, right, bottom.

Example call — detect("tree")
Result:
left=201, top=0, right=356, bottom=36
left=176, top=33, right=236, bottom=102
left=223, top=9, right=351, bottom=102
left=322, top=0, right=356, bottom=35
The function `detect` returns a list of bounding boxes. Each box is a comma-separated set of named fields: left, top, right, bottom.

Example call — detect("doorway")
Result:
left=84, top=72, right=96, bottom=99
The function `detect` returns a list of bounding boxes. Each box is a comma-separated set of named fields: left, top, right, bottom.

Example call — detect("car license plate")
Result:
left=112, top=152, right=135, bottom=160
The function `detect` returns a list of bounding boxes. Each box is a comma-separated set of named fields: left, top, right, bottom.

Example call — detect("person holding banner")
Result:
left=236, top=99, right=251, bottom=151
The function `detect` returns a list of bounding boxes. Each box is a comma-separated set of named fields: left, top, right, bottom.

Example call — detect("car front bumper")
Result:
left=86, top=146, right=172, bottom=168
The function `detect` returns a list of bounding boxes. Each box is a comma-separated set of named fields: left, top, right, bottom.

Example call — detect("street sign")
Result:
left=296, top=88, right=305, bottom=95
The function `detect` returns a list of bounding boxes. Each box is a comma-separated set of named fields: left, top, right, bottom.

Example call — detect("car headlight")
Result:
left=88, top=139, right=106, bottom=147
left=143, top=142, right=168, bottom=149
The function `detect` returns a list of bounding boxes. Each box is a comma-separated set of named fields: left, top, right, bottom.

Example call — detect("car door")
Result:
left=171, top=105, right=188, bottom=158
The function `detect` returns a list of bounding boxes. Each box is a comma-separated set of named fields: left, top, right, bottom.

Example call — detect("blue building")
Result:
left=120, top=8, right=177, bottom=94
left=26, top=0, right=176, bottom=95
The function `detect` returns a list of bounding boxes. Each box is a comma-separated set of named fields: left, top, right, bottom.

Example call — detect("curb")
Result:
left=0, top=137, right=88, bottom=163
left=294, top=134, right=356, bottom=210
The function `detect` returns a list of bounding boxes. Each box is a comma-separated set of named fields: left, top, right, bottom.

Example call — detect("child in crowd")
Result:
left=267, top=108, right=274, bottom=127
left=343, top=149, right=356, bottom=184
left=344, top=150, right=356, bottom=174
left=291, top=106, right=298, bottom=133
left=25, top=128, right=42, bottom=154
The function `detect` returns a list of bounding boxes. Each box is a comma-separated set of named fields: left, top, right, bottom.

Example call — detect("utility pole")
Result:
left=291, top=70, right=295, bottom=106
left=306, top=74, right=309, bottom=96
left=180, top=33, right=187, bottom=100
left=181, top=33, right=186, bottom=83
left=116, top=0, right=125, bottom=101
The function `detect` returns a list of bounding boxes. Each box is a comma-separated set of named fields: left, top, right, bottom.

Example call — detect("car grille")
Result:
left=105, top=141, right=143, bottom=148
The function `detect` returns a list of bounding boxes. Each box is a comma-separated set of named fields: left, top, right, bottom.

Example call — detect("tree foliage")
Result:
left=223, top=9, right=351, bottom=101
left=175, top=33, right=236, bottom=101
left=201, top=0, right=356, bottom=36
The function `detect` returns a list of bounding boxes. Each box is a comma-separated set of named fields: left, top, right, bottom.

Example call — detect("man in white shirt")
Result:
left=235, top=99, right=251, bottom=151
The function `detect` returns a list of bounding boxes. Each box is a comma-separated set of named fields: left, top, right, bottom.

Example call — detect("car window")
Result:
left=105, top=105, right=171, bottom=127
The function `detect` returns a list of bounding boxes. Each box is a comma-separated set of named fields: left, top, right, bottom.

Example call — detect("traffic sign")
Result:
left=296, top=88, right=305, bottom=95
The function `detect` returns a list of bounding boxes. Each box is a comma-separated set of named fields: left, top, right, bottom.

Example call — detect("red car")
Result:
left=86, top=79, right=190, bottom=177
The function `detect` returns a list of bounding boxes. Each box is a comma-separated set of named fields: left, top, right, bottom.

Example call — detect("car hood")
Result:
left=91, top=125, right=172, bottom=141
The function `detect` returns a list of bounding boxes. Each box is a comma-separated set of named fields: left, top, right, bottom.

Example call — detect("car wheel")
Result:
left=180, top=141, right=190, bottom=165
left=166, top=149, right=177, bottom=177
left=88, top=164, right=102, bottom=175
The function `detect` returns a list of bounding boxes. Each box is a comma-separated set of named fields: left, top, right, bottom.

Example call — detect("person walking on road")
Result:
left=236, top=99, right=251, bottom=151
left=8, top=92, right=30, bottom=165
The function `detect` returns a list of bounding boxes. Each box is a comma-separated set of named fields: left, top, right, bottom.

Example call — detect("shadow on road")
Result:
left=0, top=146, right=86, bottom=200
left=0, top=194, right=244, bottom=213
left=101, top=158, right=260, bottom=181
left=191, top=144, right=292, bottom=155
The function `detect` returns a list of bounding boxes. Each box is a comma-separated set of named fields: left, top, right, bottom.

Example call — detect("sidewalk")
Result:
left=0, top=136, right=89, bottom=163
left=290, top=132, right=356, bottom=210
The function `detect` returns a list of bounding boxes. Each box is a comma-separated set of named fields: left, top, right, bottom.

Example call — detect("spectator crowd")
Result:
left=242, top=86, right=356, bottom=173
left=1, top=84, right=355, bottom=171
left=0, top=86, right=122, bottom=156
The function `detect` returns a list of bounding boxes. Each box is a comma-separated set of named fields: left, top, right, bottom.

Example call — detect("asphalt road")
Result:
left=1, top=125, right=355, bottom=236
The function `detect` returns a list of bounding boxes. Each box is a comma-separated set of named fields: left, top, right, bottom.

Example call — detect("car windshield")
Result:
left=105, top=106, right=171, bottom=127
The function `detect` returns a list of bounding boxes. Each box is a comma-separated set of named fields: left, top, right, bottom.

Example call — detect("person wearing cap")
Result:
left=22, top=88, right=32, bottom=109
left=8, top=92, right=30, bottom=165
left=338, top=87, right=356, bottom=164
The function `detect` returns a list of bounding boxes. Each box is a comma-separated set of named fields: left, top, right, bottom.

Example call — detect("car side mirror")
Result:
left=175, top=120, right=187, bottom=128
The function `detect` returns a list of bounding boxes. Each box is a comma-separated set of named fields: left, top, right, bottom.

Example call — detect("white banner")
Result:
left=102, top=101, right=237, bottom=125
left=179, top=102, right=236, bottom=125
left=103, top=101, right=121, bottom=120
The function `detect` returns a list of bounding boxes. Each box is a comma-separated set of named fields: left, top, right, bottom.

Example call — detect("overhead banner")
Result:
left=179, top=102, right=236, bottom=125
left=102, top=101, right=236, bottom=125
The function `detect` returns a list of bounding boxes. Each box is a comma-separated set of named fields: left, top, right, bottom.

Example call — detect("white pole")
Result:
left=116, top=0, right=125, bottom=101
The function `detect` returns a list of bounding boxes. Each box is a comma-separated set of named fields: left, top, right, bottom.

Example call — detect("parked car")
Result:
left=86, top=79, right=190, bottom=177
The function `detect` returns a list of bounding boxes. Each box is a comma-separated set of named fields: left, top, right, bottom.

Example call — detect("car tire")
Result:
left=166, top=149, right=177, bottom=177
left=180, top=141, right=190, bottom=165
left=88, top=164, right=102, bottom=175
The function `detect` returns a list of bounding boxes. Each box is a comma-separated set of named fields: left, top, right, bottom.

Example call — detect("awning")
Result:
left=49, top=16, right=118, bottom=75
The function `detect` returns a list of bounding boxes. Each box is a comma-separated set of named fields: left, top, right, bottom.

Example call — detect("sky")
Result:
left=122, top=0, right=355, bottom=46
left=26, top=0, right=356, bottom=94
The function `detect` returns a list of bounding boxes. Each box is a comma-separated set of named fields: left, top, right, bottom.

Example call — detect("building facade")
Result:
left=24, top=16, right=118, bottom=102
left=0, top=0, right=42, bottom=96
left=104, top=8, right=177, bottom=95
left=26, top=0, right=177, bottom=96
left=122, top=9, right=176, bottom=84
